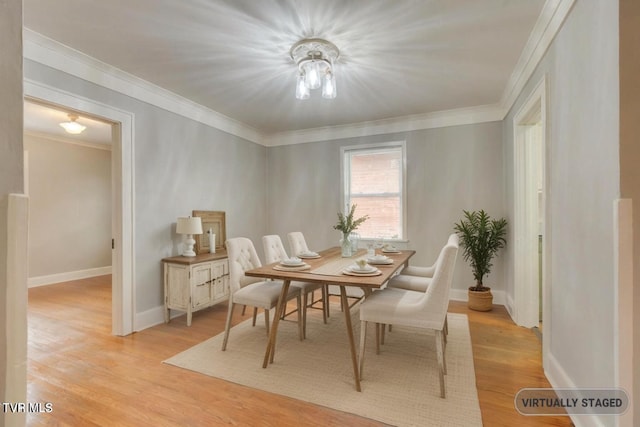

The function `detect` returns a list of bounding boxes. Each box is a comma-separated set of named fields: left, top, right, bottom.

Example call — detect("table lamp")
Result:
left=176, top=216, right=203, bottom=257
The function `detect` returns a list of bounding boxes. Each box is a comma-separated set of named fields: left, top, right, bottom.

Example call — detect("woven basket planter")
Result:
left=468, top=288, right=493, bottom=311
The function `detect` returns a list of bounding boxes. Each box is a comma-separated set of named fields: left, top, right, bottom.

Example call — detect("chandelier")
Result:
left=290, top=38, right=339, bottom=100
left=59, top=114, right=86, bottom=134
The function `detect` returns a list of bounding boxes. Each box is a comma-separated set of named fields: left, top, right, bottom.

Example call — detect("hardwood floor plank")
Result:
left=27, top=276, right=573, bottom=426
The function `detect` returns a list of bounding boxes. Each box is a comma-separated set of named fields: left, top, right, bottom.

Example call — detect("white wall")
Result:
left=504, top=1, right=620, bottom=425
left=24, top=133, right=111, bottom=283
left=266, top=122, right=506, bottom=297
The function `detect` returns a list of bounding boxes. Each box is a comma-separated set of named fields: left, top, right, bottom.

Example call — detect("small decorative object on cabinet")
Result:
left=192, top=210, right=226, bottom=254
left=162, top=251, right=229, bottom=326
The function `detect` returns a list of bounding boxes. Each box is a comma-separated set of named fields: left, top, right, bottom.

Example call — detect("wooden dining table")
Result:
left=245, top=246, right=415, bottom=391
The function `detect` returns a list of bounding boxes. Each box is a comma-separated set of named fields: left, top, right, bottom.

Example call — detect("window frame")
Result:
left=339, top=141, right=407, bottom=242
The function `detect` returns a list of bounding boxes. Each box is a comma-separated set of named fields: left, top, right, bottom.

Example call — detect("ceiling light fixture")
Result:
left=290, top=38, right=339, bottom=100
left=59, top=114, right=86, bottom=134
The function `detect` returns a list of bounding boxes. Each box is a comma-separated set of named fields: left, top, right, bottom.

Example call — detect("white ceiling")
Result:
left=24, top=101, right=113, bottom=145
left=23, top=0, right=546, bottom=140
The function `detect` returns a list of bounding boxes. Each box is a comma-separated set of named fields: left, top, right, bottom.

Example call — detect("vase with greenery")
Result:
left=453, top=210, right=507, bottom=310
left=334, top=204, right=369, bottom=257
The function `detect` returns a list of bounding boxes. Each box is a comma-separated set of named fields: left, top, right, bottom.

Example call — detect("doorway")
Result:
left=513, top=77, right=547, bottom=342
left=24, top=80, right=135, bottom=336
left=24, top=100, right=113, bottom=290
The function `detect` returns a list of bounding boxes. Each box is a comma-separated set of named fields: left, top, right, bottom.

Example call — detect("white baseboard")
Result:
left=134, top=306, right=165, bottom=332
left=449, top=289, right=467, bottom=301
left=505, top=294, right=516, bottom=319
left=134, top=305, right=184, bottom=332
left=449, top=288, right=506, bottom=306
left=544, top=352, right=610, bottom=427
left=28, top=266, right=112, bottom=288
left=545, top=351, right=577, bottom=391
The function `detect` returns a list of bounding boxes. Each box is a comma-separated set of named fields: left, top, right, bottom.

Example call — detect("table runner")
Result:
left=310, top=249, right=368, bottom=276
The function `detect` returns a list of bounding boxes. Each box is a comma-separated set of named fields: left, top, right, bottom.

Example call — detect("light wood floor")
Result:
left=27, top=275, right=573, bottom=426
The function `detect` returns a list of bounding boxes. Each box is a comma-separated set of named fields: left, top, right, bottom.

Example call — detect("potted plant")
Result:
left=334, top=204, right=369, bottom=257
left=453, top=210, right=507, bottom=311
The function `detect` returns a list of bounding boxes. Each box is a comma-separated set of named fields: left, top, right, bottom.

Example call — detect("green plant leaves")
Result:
left=333, top=204, right=369, bottom=234
left=453, top=210, right=507, bottom=289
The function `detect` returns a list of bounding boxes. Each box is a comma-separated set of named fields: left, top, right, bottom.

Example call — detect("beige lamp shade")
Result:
left=176, top=217, right=203, bottom=235
left=176, top=216, right=202, bottom=256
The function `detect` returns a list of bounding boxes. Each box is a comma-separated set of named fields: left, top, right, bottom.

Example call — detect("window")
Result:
left=341, top=142, right=406, bottom=240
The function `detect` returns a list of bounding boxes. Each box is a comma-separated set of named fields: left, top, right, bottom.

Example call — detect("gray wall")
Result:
left=24, top=134, right=112, bottom=279
left=24, top=59, right=268, bottom=314
left=503, top=1, right=620, bottom=421
left=266, top=122, right=505, bottom=294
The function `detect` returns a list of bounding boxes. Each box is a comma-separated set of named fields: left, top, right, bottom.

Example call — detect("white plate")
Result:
left=298, top=252, right=320, bottom=259
left=368, top=258, right=393, bottom=265
left=348, top=264, right=376, bottom=274
left=342, top=268, right=381, bottom=277
left=274, top=263, right=310, bottom=271
left=382, top=249, right=401, bottom=254
left=281, top=257, right=304, bottom=267
left=299, top=251, right=319, bottom=257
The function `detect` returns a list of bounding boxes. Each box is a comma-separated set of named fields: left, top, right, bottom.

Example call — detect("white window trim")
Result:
left=339, top=141, right=407, bottom=241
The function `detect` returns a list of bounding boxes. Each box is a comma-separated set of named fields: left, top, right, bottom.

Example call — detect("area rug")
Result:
left=164, top=306, right=482, bottom=427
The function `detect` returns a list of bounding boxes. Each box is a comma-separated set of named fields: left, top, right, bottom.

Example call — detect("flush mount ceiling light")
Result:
left=290, top=38, right=339, bottom=100
left=59, top=113, right=86, bottom=134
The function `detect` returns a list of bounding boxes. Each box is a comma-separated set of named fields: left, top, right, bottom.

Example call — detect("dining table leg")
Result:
left=340, top=285, right=362, bottom=392
left=263, top=279, right=291, bottom=368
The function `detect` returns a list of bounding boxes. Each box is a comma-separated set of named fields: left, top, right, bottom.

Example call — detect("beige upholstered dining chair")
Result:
left=358, top=237, right=459, bottom=398
left=383, top=234, right=459, bottom=341
left=262, top=235, right=327, bottom=338
left=222, top=237, right=303, bottom=351
left=286, top=231, right=310, bottom=257
left=386, top=234, right=459, bottom=292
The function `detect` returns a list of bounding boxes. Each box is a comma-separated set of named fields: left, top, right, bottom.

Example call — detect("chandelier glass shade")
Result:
left=59, top=114, right=86, bottom=134
left=290, top=38, right=339, bottom=100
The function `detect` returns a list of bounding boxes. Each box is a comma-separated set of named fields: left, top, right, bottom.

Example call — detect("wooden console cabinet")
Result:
left=162, top=251, right=229, bottom=326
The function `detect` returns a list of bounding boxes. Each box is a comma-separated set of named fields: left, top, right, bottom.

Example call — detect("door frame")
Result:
left=24, top=79, right=135, bottom=336
left=513, top=76, right=549, bottom=348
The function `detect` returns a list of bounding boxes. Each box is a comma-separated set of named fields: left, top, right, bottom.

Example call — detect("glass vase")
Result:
left=340, top=232, right=353, bottom=257
left=349, top=232, right=360, bottom=253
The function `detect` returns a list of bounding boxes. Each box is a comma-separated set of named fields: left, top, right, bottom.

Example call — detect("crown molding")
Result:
left=499, top=0, right=576, bottom=116
left=23, top=0, right=574, bottom=147
left=23, top=29, right=264, bottom=145
left=262, top=104, right=505, bottom=147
